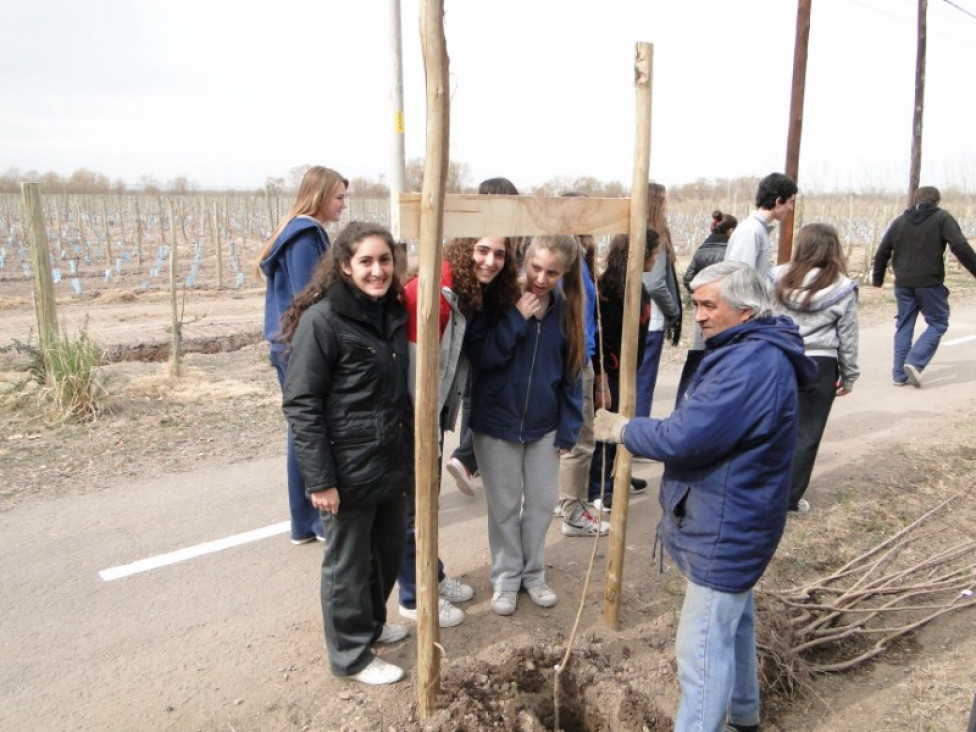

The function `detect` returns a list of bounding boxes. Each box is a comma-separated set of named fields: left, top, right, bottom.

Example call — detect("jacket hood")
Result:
left=771, top=265, right=858, bottom=313
left=906, top=203, right=940, bottom=225
left=709, top=315, right=817, bottom=388
left=259, top=216, right=326, bottom=277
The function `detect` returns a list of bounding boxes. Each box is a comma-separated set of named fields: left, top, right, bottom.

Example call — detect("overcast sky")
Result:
left=3, top=0, right=976, bottom=193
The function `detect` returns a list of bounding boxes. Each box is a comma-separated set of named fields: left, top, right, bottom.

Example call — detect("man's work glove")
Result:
left=594, top=409, right=630, bottom=444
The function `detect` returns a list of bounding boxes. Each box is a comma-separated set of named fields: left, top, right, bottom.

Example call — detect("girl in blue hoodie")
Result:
left=465, top=234, right=585, bottom=616
left=255, top=166, right=348, bottom=544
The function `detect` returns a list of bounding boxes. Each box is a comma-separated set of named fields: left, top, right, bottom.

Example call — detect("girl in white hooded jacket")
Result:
left=771, top=223, right=859, bottom=515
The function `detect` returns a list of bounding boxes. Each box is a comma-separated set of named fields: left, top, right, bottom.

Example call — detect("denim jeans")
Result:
left=270, top=350, right=324, bottom=541
left=893, top=284, right=950, bottom=382
left=636, top=330, right=665, bottom=417
left=674, top=580, right=760, bottom=732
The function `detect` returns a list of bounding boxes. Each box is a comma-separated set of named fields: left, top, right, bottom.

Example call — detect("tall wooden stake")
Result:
left=21, top=182, right=59, bottom=365
left=779, top=0, right=812, bottom=264
left=604, top=42, right=653, bottom=630
left=167, top=200, right=182, bottom=378
left=212, top=201, right=223, bottom=288
left=908, top=0, right=927, bottom=207
left=416, top=0, right=449, bottom=718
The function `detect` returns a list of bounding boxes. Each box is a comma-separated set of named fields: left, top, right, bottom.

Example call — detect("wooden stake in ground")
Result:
left=167, top=200, right=182, bottom=378
left=415, top=0, right=449, bottom=718
left=101, top=197, right=113, bottom=266
left=211, top=201, right=223, bottom=288
left=21, top=182, right=60, bottom=365
left=779, top=0, right=812, bottom=264
left=134, top=196, right=144, bottom=269
left=604, top=42, right=653, bottom=631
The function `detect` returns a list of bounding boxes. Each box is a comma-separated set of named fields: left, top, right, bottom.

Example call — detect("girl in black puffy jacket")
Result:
left=281, top=221, right=413, bottom=687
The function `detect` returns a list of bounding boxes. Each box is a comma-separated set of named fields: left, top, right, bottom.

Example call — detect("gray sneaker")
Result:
left=561, top=505, right=610, bottom=537
left=526, top=584, right=558, bottom=607
left=438, top=576, right=474, bottom=603
left=491, top=590, right=517, bottom=616
left=399, top=598, right=465, bottom=628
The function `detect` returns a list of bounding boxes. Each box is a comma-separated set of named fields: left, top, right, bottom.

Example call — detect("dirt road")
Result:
left=1, top=296, right=975, bottom=730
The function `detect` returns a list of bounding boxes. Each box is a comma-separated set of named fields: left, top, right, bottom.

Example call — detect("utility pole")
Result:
left=780, top=0, right=812, bottom=264
left=388, top=0, right=407, bottom=238
left=908, top=0, right=927, bottom=207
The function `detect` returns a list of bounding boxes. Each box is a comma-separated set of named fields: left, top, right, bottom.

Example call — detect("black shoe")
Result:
left=726, top=724, right=759, bottom=732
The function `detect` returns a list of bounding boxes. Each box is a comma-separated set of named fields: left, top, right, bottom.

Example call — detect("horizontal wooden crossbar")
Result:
left=397, top=193, right=632, bottom=239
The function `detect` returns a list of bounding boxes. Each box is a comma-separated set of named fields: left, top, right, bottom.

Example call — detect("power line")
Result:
left=943, top=0, right=976, bottom=21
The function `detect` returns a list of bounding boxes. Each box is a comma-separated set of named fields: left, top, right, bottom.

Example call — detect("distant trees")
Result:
left=404, top=157, right=471, bottom=193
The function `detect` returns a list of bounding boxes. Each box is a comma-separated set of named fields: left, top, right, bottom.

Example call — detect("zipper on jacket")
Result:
left=518, top=319, right=543, bottom=441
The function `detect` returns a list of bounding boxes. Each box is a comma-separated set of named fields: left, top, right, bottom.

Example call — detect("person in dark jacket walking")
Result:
left=255, top=166, right=348, bottom=544
left=280, top=222, right=413, bottom=686
left=682, top=210, right=738, bottom=293
left=594, top=261, right=816, bottom=732
left=872, top=186, right=976, bottom=387
left=467, top=235, right=585, bottom=616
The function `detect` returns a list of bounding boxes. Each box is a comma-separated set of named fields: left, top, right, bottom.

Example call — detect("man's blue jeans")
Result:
left=893, top=285, right=950, bottom=382
left=674, top=580, right=760, bottom=732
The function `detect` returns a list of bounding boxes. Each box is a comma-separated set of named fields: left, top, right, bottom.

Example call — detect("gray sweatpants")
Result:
left=473, top=430, right=560, bottom=593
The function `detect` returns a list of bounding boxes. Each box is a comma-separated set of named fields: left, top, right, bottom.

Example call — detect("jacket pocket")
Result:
left=664, top=484, right=691, bottom=528
left=327, top=411, right=382, bottom=485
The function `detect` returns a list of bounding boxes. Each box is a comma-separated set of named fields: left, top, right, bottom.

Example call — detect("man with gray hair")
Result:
left=872, top=185, right=976, bottom=387
left=594, top=261, right=815, bottom=732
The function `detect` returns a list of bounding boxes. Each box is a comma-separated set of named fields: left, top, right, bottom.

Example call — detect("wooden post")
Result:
left=212, top=201, right=223, bottom=288
left=134, top=196, right=144, bottom=269
left=908, top=0, right=927, bottom=207
left=779, top=0, right=812, bottom=264
left=21, top=182, right=60, bottom=365
left=167, top=200, right=181, bottom=378
left=101, top=197, right=113, bottom=266
left=416, top=0, right=449, bottom=718
left=604, top=42, right=653, bottom=630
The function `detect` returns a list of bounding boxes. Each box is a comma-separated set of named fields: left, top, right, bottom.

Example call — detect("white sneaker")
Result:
left=903, top=363, right=923, bottom=388
left=491, top=590, right=517, bottom=616
left=788, top=498, right=811, bottom=516
left=561, top=505, right=610, bottom=537
left=399, top=598, right=465, bottom=627
left=349, top=657, right=405, bottom=685
left=446, top=457, right=475, bottom=496
left=438, top=576, right=474, bottom=603
left=526, top=584, right=558, bottom=608
left=592, top=498, right=611, bottom=514
left=375, top=624, right=408, bottom=644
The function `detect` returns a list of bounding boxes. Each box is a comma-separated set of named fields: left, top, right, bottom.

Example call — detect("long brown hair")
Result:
left=278, top=222, right=401, bottom=344
left=600, top=229, right=660, bottom=303
left=647, top=183, right=676, bottom=267
left=523, top=235, right=586, bottom=379
left=444, top=237, right=521, bottom=319
left=252, top=166, right=348, bottom=278
left=775, top=223, right=848, bottom=309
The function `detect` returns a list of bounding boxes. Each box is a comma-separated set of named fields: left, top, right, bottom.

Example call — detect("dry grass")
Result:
left=123, top=367, right=270, bottom=404
left=0, top=296, right=30, bottom=310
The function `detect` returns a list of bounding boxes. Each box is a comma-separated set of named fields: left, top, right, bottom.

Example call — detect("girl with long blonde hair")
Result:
left=256, top=165, right=347, bottom=544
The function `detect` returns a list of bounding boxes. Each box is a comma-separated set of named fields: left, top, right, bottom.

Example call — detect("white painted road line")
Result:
left=943, top=334, right=976, bottom=347
left=99, top=521, right=291, bottom=581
